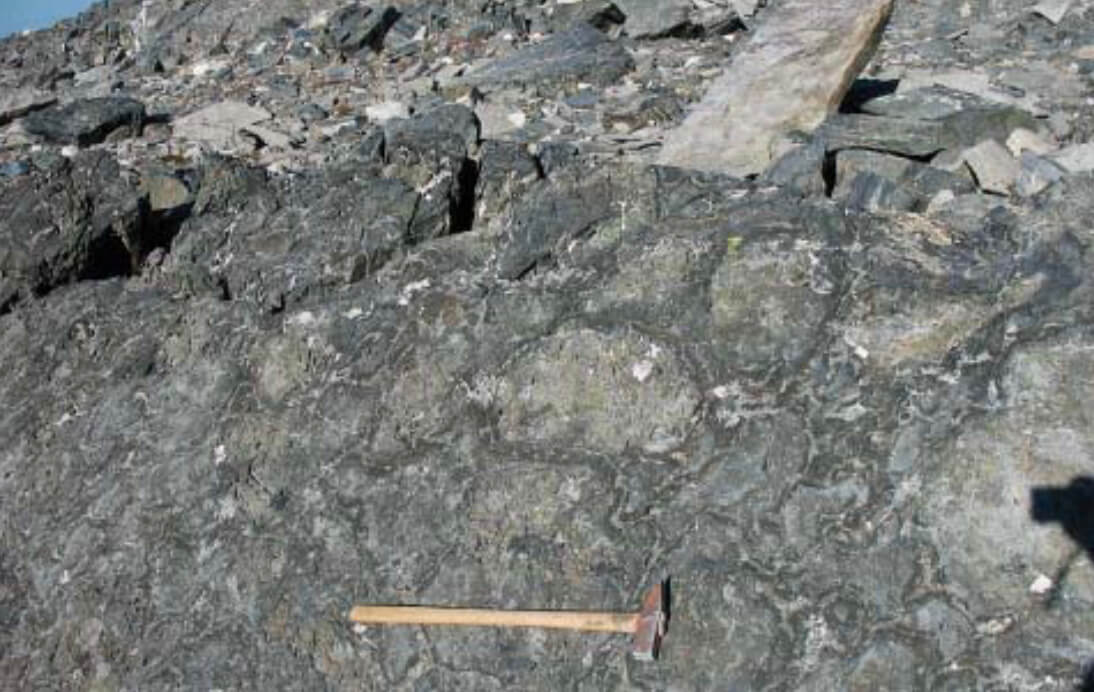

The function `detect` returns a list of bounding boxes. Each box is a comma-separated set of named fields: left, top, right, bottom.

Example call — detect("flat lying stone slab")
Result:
left=962, top=139, right=1019, bottom=195
left=462, top=23, right=634, bottom=90
left=0, top=88, right=56, bottom=127
left=172, top=100, right=272, bottom=150
left=658, top=0, right=893, bottom=176
left=1050, top=142, right=1094, bottom=173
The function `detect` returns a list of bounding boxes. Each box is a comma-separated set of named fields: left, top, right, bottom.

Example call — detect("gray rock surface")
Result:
left=1, top=0, right=1094, bottom=690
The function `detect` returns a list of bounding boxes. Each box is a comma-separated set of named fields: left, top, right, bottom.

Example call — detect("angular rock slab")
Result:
left=23, top=97, right=146, bottom=146
left=172, top=101, right=272, bottom=151
left=962, top=139, right=1019, bottom=195
left=0, top=88, right=55, bottom=127
left=658, top=0, right=893, bottom=176
left=462, top=23, right=635, bottom=90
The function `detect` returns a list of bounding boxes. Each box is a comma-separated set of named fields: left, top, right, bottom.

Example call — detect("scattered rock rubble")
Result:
left=1, top=0, right=1094, bottom=689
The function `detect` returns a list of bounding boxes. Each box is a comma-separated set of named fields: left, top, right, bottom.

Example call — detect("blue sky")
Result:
left=1, top=0, right=98, bottom=39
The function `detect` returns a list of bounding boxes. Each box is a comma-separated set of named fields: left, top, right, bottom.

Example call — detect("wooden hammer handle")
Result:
left=349, top=606, right=637, bottom=633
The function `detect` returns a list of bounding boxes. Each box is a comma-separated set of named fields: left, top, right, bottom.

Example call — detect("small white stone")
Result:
left=631, top=360, right=654, bottom=382
left=365, top=101, right=408, bottom=123
left=710, top=385, right=731, bottom=399
left=507, top=111, right=527, bottom=128
left=1029, top=573, right=1053, bottom=595
left=398, top=279, right=431, bottom=306
left=288, top=310, right=317, bottom=327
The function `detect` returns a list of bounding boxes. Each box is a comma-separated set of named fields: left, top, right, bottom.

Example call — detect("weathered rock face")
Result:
left=1, top=1, right=1094, bottom=690
left=658, top=0, right=894, bottom=175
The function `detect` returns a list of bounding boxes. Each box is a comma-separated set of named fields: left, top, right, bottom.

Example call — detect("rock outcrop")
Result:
left=1, top=1, right=1093, bottom=690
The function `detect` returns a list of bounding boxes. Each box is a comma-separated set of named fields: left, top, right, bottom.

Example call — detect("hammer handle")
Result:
left=349, top=606, right=636, bottom=633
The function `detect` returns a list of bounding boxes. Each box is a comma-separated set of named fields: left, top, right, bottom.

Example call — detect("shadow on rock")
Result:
left=1031, top=476, right=1094, bottom=565
left=840, top=77, right=900, bottom=113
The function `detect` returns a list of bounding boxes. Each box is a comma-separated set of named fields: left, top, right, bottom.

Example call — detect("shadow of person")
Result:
left=1031, top=476, right=1094, bottom=564
left=1031, top=477, right=1094, bottom=691
left=1081, top=663, right=1094, bottom=692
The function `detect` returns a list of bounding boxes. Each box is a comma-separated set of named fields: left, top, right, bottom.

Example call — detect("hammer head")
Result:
left=632, top=580, right=669, bottom=661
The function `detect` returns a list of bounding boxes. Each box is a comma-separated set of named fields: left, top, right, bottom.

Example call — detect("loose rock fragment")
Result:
left=0, top=88, right=56, bottom=127
left=1049, top=143, right=1094, bottom=173
left=1016, top=152, right=1066, bottom=197
left=462, top=22, right=635, bottom=90
left=323, top=3, right=401, bottom=53
left=172, top=100, right=272, bottom=150
left=962, top=139, right=1019, bottom=194
left=1031, top=0, right=1072, bottom=24
left=658, top=0, right=894, bottom=175
left=23, top=97, right=146, bottom=146
left=615, top=0, right=690, bottom=37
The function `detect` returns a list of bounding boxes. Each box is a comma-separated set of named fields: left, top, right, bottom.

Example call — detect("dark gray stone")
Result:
left=763, top=136, right=827, bottom=196
left=23, top=96, right=146, bottom=146
left=1016, top=150, right=1067, bottom=197
left=383, top=103, right=480, bottom=238
left=0, top=160, right=30, bottom=178
left=296, top=102, right=329, bottom=123
left=323, top=3, right=401, bottom=54
left=462, top=22, right=635, bottom=90
left=0, top=151, right=148, bottom=300
left=832, top=149, right=975, bottom=209
left=844, top=171, right=920, bottom=211
left=543, top=1, right=626, bottom=34
left=475, top=139, right=541, bottom=221
left=857, top=84, right=1008, bottom=120
left=819, top=114, right=947, bottom=157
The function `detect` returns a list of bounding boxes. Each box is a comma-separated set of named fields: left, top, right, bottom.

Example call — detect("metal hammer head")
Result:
left=632, top=579, right=669, bottom=661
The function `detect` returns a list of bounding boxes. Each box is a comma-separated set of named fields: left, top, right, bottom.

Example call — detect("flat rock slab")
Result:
left=462, top=23, right=634, bottom=90
left=963, top=139, right=1019, bottom=194
left=0, top=88, right=56, bottom=127
left=658, top=0, right=893, bottom=176
left=1016, top=151, right=1067, bottom=197
left=858, top=84, right=1003, bottom=121
left=819, top=113, right=947, bottom=157
left=614, top=0, right=691, bottom=37
left=1050, top=142, right=1094, bottom=173
left=172, top=100, right=272, bottom=150
left=1031, top=0, right=1072, bottom=24
left=23, top=97, right=145, bottom=146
